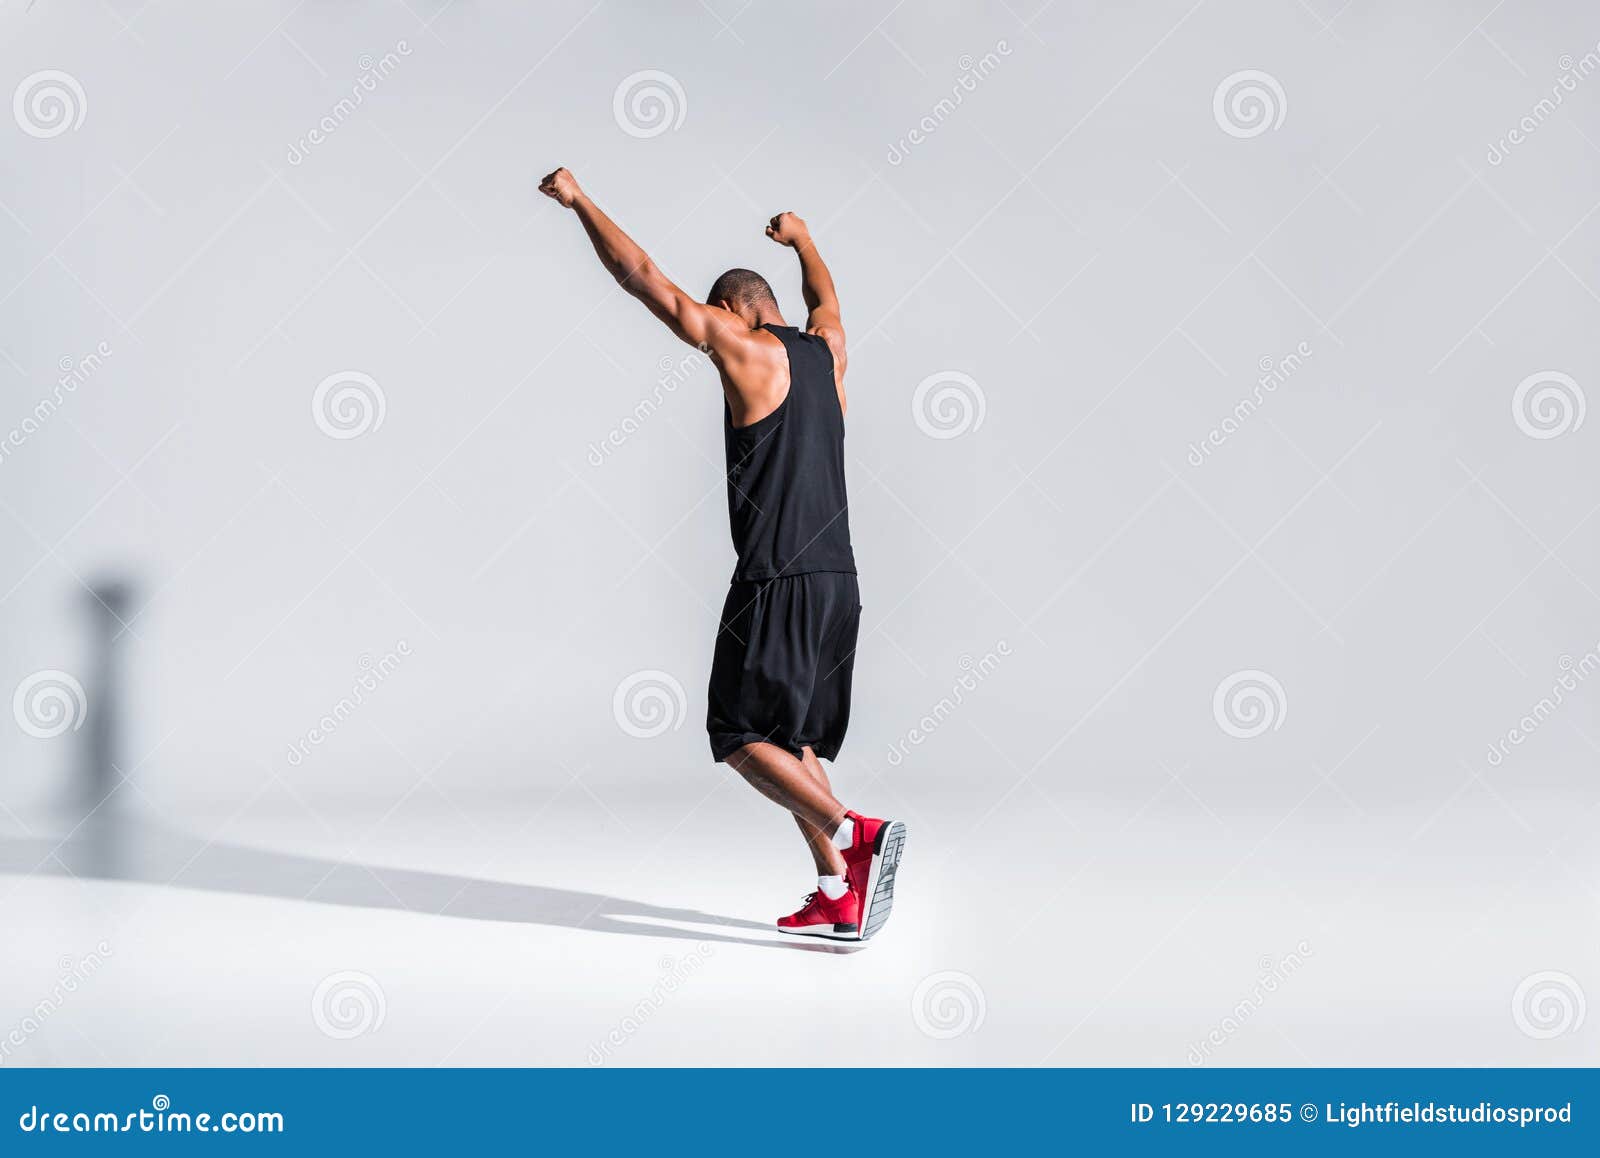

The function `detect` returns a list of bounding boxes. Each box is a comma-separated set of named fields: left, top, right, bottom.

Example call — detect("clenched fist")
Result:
left=539, top=167, right=582, bottom=208
left=765, top=211, right=810, bottom=247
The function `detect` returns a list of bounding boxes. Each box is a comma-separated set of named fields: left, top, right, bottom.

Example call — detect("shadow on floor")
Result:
left=0, top=816, right=861, bottom=955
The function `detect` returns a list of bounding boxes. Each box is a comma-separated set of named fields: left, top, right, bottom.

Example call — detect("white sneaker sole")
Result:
left=858, top=820, right=907, bottom=941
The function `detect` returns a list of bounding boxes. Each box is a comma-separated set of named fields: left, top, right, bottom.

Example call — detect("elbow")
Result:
left=616, top=258, right=658, bottom=294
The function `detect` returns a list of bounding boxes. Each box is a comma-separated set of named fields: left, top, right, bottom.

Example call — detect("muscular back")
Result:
left=716, top=327, right=791, bottom=429
left=718, top=321, right=846, bottom=429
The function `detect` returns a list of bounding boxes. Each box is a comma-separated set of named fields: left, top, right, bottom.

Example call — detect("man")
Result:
left=540, top=166, right=905, bottom=942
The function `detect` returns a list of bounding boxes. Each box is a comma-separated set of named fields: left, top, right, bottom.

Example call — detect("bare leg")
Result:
left=725, top=741, right=848, bottom=844
left=794, top=746, right=847, bottom=876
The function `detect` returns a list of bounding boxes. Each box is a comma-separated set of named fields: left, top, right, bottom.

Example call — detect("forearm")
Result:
left=571, top=193, right=655, bottom=290
left=793, top=235, right=839, bottom=317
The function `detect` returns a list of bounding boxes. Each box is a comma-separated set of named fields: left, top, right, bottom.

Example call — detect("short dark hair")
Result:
left=707, top=267, right=777, bottom=311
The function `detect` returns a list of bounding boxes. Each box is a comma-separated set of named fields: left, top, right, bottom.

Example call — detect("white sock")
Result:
left=817, top=874, right=848, bottom=900
left=830, top=816, right=854, bottom=850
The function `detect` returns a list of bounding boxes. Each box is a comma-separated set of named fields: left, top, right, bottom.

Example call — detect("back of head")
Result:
left=707, top=267, right=777, bottom=315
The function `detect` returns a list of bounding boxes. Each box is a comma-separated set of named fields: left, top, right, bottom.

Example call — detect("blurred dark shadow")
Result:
left=81, top=579, right=134, bottom=818
left=66, top=578, right=137, bottom=879
left=0, top=820, right=862, bottom=955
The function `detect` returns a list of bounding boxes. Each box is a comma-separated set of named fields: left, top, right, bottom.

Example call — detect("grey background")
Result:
left=1, top=0, right=1597, bottom=1065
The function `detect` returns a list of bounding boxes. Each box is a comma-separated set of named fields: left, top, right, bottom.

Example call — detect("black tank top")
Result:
left=723, top=324, right=856, bottom=582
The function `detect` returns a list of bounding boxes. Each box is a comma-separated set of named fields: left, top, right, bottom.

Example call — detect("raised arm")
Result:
left=539, top=167, right=746, bottom=357
left=767, top=212, right=846, bottom=377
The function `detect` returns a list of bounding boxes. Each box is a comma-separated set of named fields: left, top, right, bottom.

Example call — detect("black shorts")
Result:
left=707, top=571, right=861, bottom=763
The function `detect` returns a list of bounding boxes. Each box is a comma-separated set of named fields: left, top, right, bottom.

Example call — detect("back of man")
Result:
left=719, top=321, right=855, bottom=583
left=708, top=315, right=860, bottom=764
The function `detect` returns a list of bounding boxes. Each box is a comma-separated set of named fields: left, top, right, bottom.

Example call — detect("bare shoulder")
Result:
left=718, top=327, right=790, bottom=427
left=805, top=323, right=847, bottom=369
left=712, top=323, right=786, bottom=372
left=697, top=303, right=761, bottom=356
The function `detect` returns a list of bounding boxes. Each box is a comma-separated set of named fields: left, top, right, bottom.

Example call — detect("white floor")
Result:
left=3, top=777, right=1596, bottom=1067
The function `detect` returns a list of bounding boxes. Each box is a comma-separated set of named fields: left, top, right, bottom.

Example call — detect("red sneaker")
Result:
left=776, top=887, right=860, bottom=940
left=840, top=811, right=907, bottom=941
